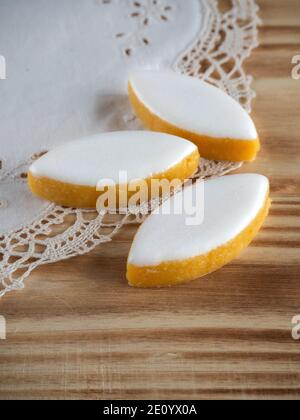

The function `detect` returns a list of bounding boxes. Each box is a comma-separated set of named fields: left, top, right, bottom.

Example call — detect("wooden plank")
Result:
left=0, top=0, right=300, bottom=400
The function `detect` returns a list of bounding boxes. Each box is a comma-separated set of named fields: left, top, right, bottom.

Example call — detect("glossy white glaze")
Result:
left=128, top=174, right=269, bottom=266
left=29, top=131, right=197, bottom=186
left=130, top=70, right=258, bottom=140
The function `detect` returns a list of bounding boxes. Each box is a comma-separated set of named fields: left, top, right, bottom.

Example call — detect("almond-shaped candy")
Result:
left=127, top=174, right=270, bottom=287
left=28, top=131, right=199, bottom=208
left=129, top=70, right=260, bottom=162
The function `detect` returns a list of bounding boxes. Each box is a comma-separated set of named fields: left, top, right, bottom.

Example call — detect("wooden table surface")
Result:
left=0, top=0, right=300, bottom=400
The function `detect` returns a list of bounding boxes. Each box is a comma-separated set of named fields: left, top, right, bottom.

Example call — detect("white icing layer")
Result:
left=29, top=131, right=197, bottom=186
left=128, top=174, right=269, bottom=266
left=130, top=70, right=258, bottom=141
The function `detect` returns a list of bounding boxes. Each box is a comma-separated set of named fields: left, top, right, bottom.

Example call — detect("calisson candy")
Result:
left=127, top=174, right=270, bottom=287
left=129, top=70, right=260, bottom=162
left=28, top=131, right=199, bottom=208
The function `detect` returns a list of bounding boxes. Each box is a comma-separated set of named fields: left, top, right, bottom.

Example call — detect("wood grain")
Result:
left=0, top=0, right=300, bottom=400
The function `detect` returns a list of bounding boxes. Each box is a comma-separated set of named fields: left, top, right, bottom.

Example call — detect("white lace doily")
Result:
left=0, top=0, right=260, bottom=297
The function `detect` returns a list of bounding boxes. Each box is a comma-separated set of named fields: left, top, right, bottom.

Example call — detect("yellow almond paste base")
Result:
left=127, top=195, right=271, bottom=288
left=28, top=150, right=200, bottom=209
left=128, top=82, right=260, bottom=163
